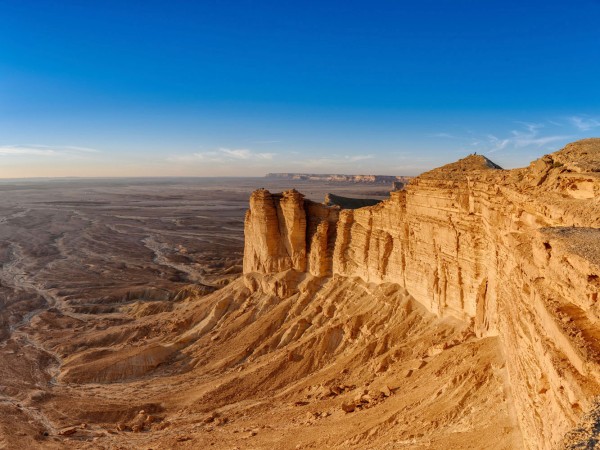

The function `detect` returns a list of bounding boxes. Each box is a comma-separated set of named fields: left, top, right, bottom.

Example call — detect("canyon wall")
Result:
left=243, top=139, right=600, bottom=449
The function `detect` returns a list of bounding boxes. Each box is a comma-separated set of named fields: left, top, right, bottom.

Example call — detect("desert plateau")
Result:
left=0, top=140, right=598, bottom=449
left=3, top=2, right=600, bottom=448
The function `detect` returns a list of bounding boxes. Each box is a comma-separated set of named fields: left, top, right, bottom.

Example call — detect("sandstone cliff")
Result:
left=243, top=139, right=600, bottom=449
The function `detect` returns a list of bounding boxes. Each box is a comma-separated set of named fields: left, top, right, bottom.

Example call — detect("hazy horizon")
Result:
left=0, top=173, right=402, bottom=181
left=2, top=1, right=599, bottom=178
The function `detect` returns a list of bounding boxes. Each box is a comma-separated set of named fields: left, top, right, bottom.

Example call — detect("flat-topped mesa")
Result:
left=265, top=173, right=412, bottom=183
left=242, top=139, right=600, bottom=449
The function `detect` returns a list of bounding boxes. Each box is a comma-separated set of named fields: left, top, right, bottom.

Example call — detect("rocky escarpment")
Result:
left=243, top=139, right=600, bottom=449
left=265, top=173, right=412, bottom=183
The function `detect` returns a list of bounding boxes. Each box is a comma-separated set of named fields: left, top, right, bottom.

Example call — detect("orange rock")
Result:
left=341, top=402, right=355, bottom=413
left=58, top=427, right=77, bottom=436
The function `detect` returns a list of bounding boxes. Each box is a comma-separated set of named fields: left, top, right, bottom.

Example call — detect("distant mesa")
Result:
left=265, top=173, right=413, bottom=184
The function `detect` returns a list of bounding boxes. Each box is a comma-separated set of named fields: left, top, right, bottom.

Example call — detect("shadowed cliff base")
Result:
left=324, top=193, right=383, bottom=209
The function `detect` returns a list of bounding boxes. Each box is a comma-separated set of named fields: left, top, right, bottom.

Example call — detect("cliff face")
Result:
left=243, top=139, right=600, bottom=449
left=244, top=188, right=339, bottom=277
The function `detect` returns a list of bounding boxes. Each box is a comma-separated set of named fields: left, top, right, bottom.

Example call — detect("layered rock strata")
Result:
left=244, top=189, right=340, bottom=277
left=243, top=139, right=600, bottom=449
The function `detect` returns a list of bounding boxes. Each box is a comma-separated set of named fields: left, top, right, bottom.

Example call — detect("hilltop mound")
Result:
left=419, top=154, right=503, bottom=180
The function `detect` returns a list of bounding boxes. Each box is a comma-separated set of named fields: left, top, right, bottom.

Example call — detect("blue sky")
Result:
left=1, top=0, right=599, bottom=177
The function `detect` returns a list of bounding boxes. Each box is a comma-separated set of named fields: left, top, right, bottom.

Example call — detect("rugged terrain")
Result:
left=0, top=178, right=396, bottom=449
left=0, top=140, right=599, bottom=449
left=244, top=139, right=600, bottom=449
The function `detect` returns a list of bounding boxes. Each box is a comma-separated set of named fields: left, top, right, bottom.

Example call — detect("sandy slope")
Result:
left=6, top=272, right=520, bottom=449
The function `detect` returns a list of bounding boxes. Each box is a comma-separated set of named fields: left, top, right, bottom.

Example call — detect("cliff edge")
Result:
left=243, top=139, right=600, bottom=449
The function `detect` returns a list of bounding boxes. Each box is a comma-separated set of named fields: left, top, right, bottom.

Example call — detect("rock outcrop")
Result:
left=244, top=188, right=340, bottom=278
left=243, top=139, right=600, bottom=449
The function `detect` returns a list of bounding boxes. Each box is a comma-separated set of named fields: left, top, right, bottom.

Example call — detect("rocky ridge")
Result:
left=243, top=139, right=600, bottom=449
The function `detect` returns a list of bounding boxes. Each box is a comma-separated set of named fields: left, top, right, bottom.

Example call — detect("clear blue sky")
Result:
left=1, top=0, right=599, bottom=177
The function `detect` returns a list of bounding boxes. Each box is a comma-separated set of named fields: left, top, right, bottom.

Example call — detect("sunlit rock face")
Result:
left=243, top=188, right=340, bottom=277
left=243, top=189, right=306, bottom=274
left=243, top=139, right=600, bottom=449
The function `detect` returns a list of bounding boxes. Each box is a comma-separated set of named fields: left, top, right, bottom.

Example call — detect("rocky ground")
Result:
left=3, top=272, right=520, bottom=449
